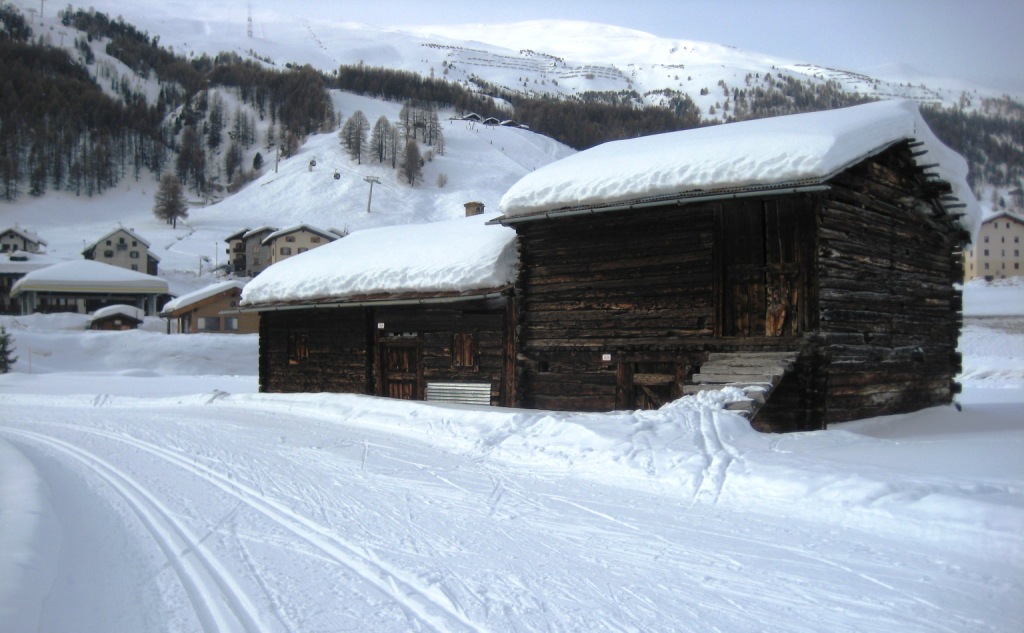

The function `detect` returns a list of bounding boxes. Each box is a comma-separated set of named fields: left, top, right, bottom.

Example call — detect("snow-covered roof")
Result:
left=85, top=226, right=151, bottom=249
left=261, top=224, right=337, bottom=244
left=11, top=260, right=170, bottom=296
left=225, top=228, right=250, bottom=242
left=90, top=304, right=145, bottom=322
left=496, top=100, right=981, bottom=234
left=243, top=226, right=277, bottom=240
left=979, top=211, right=1024, bottom=226
left=160, top=280, right=245, bottom=314
left=0, top=226, right=47, bottom=247
left=0, top=252, right=60, bottom=275
left=241, top=213, right=518, bottom=307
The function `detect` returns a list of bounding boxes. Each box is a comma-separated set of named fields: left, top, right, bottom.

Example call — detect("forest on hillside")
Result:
left=1, top=5, right=1022, bottom=204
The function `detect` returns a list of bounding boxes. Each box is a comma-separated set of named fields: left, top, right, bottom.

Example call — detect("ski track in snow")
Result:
left=11, top=420, right=483, bottom=633
left=2, top=428, right=267, bottom=633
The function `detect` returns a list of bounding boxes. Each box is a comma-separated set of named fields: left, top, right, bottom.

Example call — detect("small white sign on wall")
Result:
left=601, top=353, right=612, bottom=362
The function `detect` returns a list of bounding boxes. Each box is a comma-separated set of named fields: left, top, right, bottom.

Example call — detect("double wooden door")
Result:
left=717, top=199, right=810, bottom=337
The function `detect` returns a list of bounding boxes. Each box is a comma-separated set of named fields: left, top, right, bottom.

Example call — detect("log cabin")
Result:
left=491, top=100, right=980, bottom=431
left=240, top=212, right=519, bottom=406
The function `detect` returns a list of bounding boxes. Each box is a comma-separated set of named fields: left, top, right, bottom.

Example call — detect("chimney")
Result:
left=464, top=201, right=485, bottom=217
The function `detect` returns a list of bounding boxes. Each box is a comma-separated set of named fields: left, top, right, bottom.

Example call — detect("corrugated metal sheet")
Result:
left=425, top=382, right=492, bottom=406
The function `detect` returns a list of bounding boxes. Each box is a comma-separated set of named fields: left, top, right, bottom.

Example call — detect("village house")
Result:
left=240, top=211, right=517, bottom=405
left=963, top=211, right=1024, bottom=280
left=492, top=99, right=978, bottom=431
left=83, top=227, right=160, bottom=275
left=159, top=280, right=259, bottom=334
left=11, top=260, right=170, bottom=315
left=261, top=224, right=337, bottom=267
left=241, top=226, right=277, bottom=277
left=89, top=304, right=145, bottom=331
left=0, top=226, right=47, bottom=254
left=225, top=228, right=249, bottom=275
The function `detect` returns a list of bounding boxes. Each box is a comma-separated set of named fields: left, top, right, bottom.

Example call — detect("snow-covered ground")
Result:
left=0, top=283, right=1021, bottom=632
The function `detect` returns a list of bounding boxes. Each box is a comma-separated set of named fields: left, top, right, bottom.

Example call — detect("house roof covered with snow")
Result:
left=160, top=280, right=245, bottom=314
left=261, top=224, right=337, bottom=244
left=90, top=304, right=145, bottom=323
left=11, top=260, right=170, bottom=296
left=0, top=226, right=47, bottom=247
left=240, top=213, right=518, bottom=308
left=495, top=100, right=981, bottom=234
left=85, top=226, right=152, bottom=250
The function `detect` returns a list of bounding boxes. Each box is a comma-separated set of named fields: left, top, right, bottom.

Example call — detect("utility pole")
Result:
left=364, top=176, right=380, bottom=213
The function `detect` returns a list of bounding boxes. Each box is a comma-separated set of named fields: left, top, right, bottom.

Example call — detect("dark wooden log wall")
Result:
left=514, top=204, right=720, bottom=411
left=373, top=304, right=512, bottom=406
left=259, top=300, right=513, bottom=405
left=815, top=144, right=965, bottom=422
left=260, top=308, right=371, bottom=394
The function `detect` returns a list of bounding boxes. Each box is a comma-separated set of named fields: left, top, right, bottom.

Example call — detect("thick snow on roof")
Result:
left=262, top=224, right=336, bottom=244
left=498, top=100, right=980, bottom=233
left=242, top=213, right=517, bottom=306
left=161, top=280, right=245, bottom=313
left=90, top=304, right=144, bottom=322
left=0, top=226, right=47, bottom=246
left=11, top=260, right=169, bottom=295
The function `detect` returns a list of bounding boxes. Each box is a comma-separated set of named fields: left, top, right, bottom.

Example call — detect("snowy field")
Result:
left=0, top=283, right=1021, bottom=632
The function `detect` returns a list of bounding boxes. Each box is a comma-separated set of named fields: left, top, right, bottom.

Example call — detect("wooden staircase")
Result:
left=684, top=351, right=799, bottom=419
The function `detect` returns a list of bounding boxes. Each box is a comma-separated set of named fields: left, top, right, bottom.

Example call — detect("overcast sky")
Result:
left=351, top=0, right=1024, bottom=94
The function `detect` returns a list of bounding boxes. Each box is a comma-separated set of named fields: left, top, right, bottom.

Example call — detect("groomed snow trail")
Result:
left=1, top=394, right=1019, bottom=632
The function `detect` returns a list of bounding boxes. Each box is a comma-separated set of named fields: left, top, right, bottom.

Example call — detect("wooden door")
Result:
left=379, top=337, right=421, bottom=400
left=718, top=199, right=805, bottom=337
left=720, top=201, right=767, bottom=336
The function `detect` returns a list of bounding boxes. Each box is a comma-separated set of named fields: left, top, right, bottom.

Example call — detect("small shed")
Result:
left=240, top=214, right=518, bottom=406
left=89, top=304, right=144, bottom=331
left=159, top=280, right=258, bottom=334
left=492, top=100, right=979, bottom=431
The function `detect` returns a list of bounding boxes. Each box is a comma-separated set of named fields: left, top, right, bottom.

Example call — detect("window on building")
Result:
left=280, top=247, right=292, bottom=256
left=985, top=263, right=990, bottom=270
left=1016, top=237, right=1020, bottom=243
left=286, top=236, right=296, bottom=243
left=197, top=317, right=221, bottom=331
left=253, top=245, right=260, bottom=253
left=106, top=239, right=112, bottom=245
left=1016, top=250, right=1020, bottom=257
left=224, top=317, right=239, bottom=331
left=104, top=250, right=114, bottom=258
left=311, top=236, right=321, bottom=243
left=1016, top=263, right=1020, bottom=270
left=298, top=248, right=307, bottom=254
left=288, top=333, right=309, bottom=364
left=984, top=236, right=989, bottom=243
left=132, top=240, right=137, bottom=246
left=130, top=251, right=140, bottom=259
left=984, top=249, right=989, bottom=256
left=131, top=264, right=138, bottom=271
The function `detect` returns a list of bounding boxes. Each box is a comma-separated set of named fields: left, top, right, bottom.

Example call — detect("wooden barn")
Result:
left=492, top=100, right=979, bottom=431
left=240, top=213, right=519, bottom=406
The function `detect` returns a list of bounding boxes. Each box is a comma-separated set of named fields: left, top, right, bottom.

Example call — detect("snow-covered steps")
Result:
left=685, top=351, right=800, bottom=418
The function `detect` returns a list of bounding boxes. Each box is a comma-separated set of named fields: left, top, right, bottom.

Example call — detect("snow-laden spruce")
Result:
left=498, top=100, right=981, bottom=233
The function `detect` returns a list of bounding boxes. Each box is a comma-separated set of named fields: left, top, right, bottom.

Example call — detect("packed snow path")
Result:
left=2, top=393, right=1018, bottom=632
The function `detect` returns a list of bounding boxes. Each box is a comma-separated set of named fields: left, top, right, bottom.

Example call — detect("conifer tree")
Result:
left=153, top=173, right=189, bottom=228
left=399, top=140, right=422, bottom=186
left=0, top=325, right=17, bottom=374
